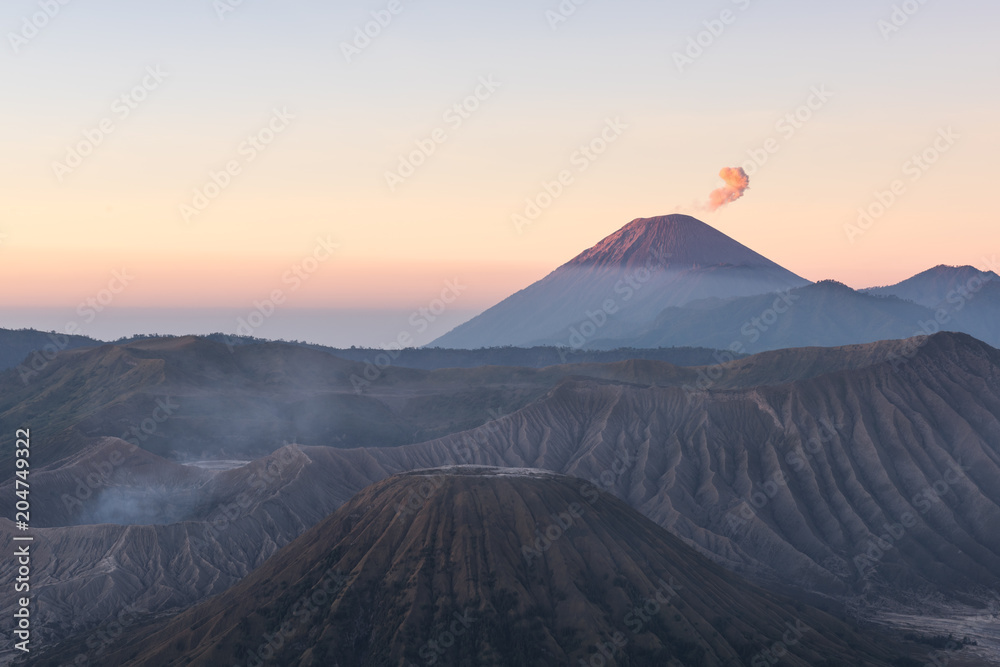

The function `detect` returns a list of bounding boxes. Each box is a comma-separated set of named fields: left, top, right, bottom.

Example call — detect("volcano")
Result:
left=432, top=214, right=810, bottom=349
left=55, top=468, right=915, bottom=666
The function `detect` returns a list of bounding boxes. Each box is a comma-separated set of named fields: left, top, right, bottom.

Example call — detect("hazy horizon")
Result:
left=0, top=306, right=481, bottom=348
left=6, top=248, right=998, bottom=348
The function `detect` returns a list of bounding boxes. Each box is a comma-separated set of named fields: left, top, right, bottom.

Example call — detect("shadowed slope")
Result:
left=44, top=470, right=913, bottom=667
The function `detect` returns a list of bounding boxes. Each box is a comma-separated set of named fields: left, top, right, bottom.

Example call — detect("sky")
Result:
left=1, top=0, right=998, bottom=345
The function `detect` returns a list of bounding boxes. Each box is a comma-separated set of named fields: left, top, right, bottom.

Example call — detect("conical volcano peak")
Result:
left=431, top=213, right=810, bottom=348
left=84, top=468, right=914, bottom=666
left=566, top=214, right=788, bottom=271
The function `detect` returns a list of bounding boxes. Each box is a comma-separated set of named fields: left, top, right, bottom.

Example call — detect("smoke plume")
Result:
left=706, top=167, right=750, bottom=211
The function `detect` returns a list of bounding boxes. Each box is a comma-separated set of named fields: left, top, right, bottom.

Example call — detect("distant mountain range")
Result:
left=0, top=327, right=739, bottom=374
left=865, top=264, right=1000, bottom=308
left=597, top=279, right=979, bottom=353
left=0, top=336, right=747, bottom=469
left=432, top=215, right=1000, bottom=351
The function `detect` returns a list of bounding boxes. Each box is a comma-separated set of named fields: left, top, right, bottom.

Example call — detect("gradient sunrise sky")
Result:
left=2, top=0, right=998, bottom=344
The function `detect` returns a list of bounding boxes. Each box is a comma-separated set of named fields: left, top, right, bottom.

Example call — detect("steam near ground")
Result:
left=79, top=486, right=205, bottom=526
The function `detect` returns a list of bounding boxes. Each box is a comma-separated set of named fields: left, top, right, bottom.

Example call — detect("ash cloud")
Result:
left=705, top=167, right=750, bottom=211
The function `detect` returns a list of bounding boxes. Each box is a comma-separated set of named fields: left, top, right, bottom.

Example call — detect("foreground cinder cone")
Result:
left=56, top=467, right=918, bottom=667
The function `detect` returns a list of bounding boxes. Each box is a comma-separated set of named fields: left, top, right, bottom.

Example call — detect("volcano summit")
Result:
left=433, top=214, right=810, bottom=349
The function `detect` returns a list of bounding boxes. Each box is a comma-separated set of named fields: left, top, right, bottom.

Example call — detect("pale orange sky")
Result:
left=2, top=0, right=998, bottom=313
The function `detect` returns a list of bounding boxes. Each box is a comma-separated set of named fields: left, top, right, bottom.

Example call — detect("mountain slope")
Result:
left=604, top=280, right=948, bottom=353
left=0, top=335, right=755, bottom=471
left=42, top=470, right=915, bottom=667
left=862, top=265, right=1000, bottom=349
left=0, top=336, right=574, bottom=467
left=950, top=279, right=1000, bottom=347
left=0, top=328, right=99, bottom=372
left=377, top=333, right=1000, bottom=605
left=865, top=264, right=998, bottom=308
left=432, top=215, right=810, bottom=348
